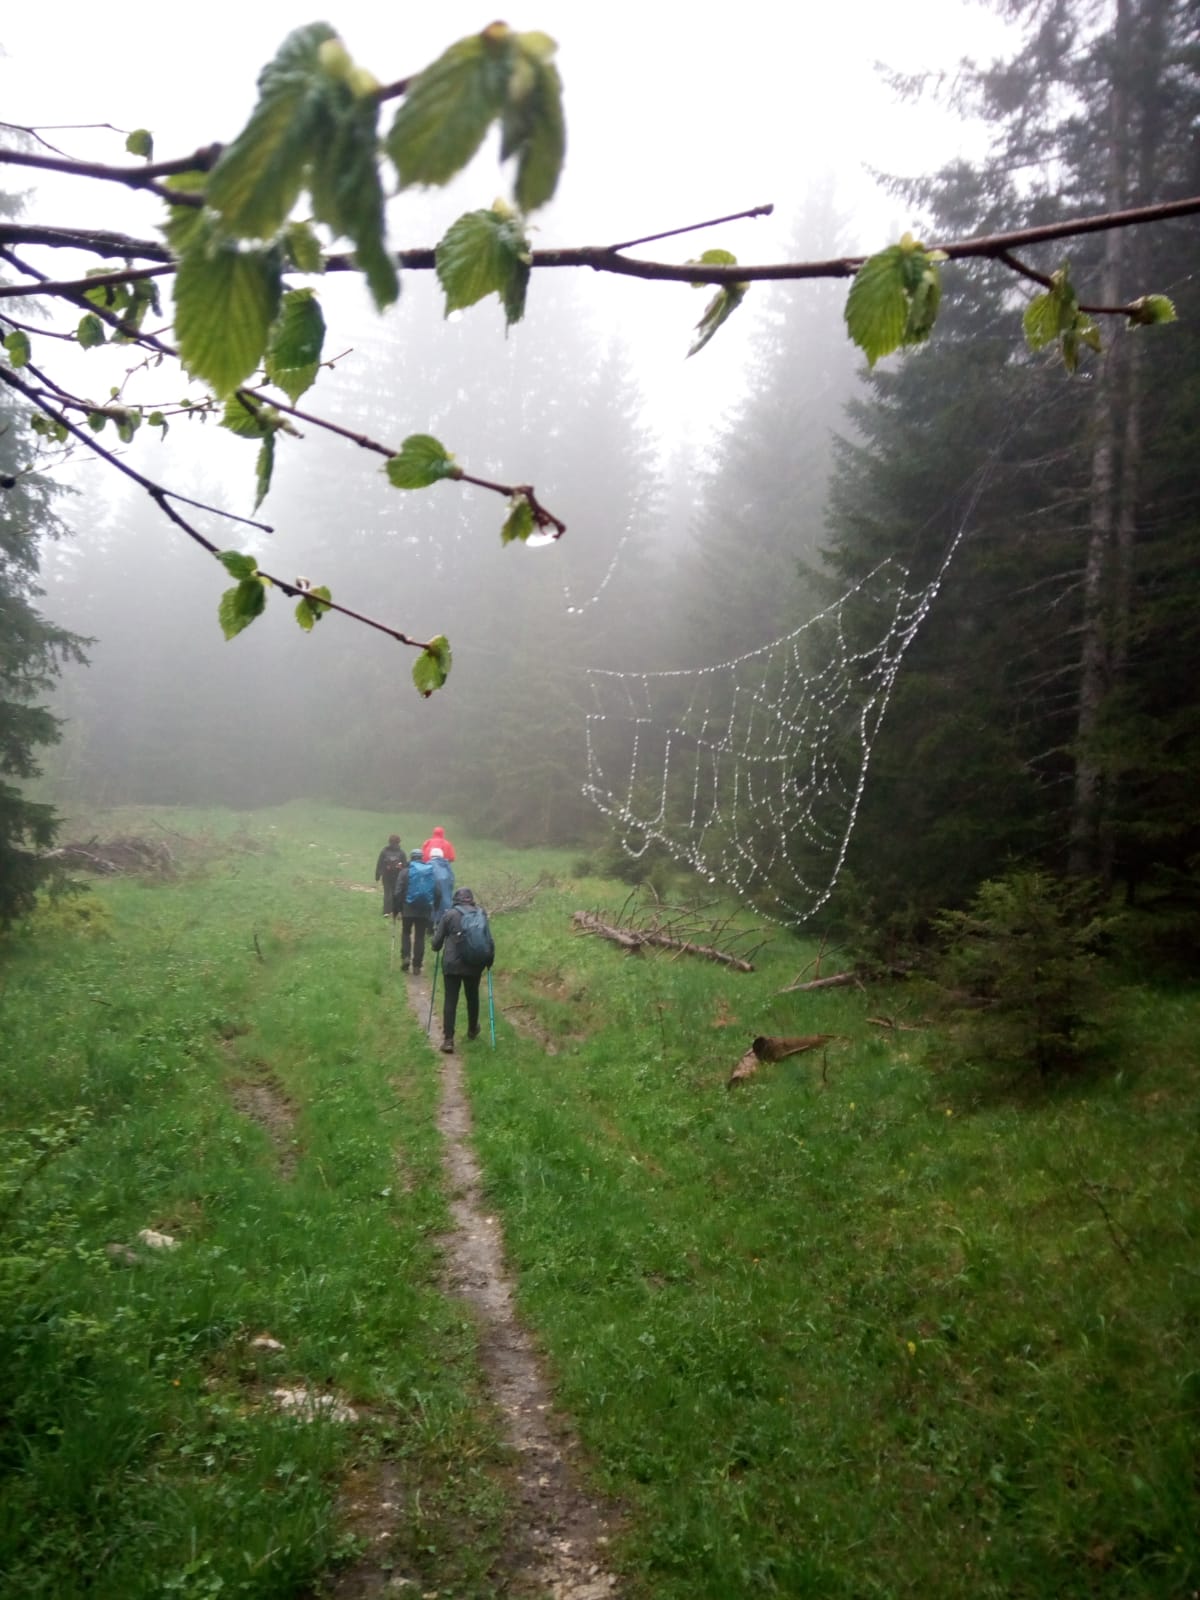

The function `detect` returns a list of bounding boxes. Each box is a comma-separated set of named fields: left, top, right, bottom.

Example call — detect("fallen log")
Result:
left=727, top=1033, right=834, bottom=1087
left=572, top=910, right=754, bottom=971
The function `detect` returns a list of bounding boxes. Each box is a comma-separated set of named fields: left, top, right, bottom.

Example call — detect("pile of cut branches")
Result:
left=48, top=834, right=176, bottom=879
left=573, top=890, right=768, bottom=971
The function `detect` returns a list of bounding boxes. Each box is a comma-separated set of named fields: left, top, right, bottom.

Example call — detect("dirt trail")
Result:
left=410, top=965, right=620, bottom=1599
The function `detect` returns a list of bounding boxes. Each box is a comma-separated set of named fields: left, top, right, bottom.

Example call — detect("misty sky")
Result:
left=2, top=0, right=1014, bottom=438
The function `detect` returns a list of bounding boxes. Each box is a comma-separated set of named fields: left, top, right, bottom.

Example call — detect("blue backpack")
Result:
left=458, top=905, right=494, bottom=969
left=430, top=857, right=455, bottom=916
left=404, top=858, right=435, bottom=914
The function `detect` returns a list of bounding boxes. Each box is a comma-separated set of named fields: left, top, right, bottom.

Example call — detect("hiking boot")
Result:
left=467, top=1027, right=481, bottom=1041
left=440, top=1037, right=455, bottom=1053
left=412, top=966, right=421, bottom=976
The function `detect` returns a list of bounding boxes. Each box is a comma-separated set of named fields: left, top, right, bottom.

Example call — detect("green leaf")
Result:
left=113, top=276, right=161, bottom=341
left=161, top=172, right=210, bottom=256
left=86, top=409, right=108, bottom=433
left=174, top=243, right=281, bottom=396
left=688, top=284, right=747, bottom=358
left=412, top=634, right=452, bottom=697
left=125, top=128, right=154, bottom=159
left=113, top=408, right=140, bottom=444
left=3, top=330, right=30, bottom=368
left=265, top=288, right=325, bottom=402
left=1022, top=264, right=1102, bottom=369
left=901, top=255, right=942, bottom=345
left=218, top=576, right=267, bottom=640
left=254, top=433, right=275, bottom=510
left=436, top=207, right=531, bottom=326
left=83, top=274, right=130, bottom=312
left=285, top=220, right=325, bottom=273
left=500, top=493, right=535, bottom=544
left=1023, top=290, right=1064, bottom=351
left=386, top=434, right=461, bottom=489
left=308, top=90, right=398, bottom=309
left=148, top=410, right=168, bottom=437
left=217, top=550, right=258, bottom=580
left=221, top=394, right=271, bottom=438
left=294, top=583, right=332, bottom=631
left=77, top=313, right=106, bottom=349
left=501, top=32, right=565, bottom=212
left=206, top=22, right=339, bottom=239
left=1023, top=263, right=1078, bottom=350
left=687, top=247, right=738, bottom=285
left=845, top=246, right=913, bottom=367
left=387, top=24, right=564, bottom=211
left=1127, top=293, right=1177, bottom=328
left=386, top=27, right=515, bottom=190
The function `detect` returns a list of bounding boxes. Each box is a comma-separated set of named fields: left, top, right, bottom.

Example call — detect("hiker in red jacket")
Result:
left=421, top=826, right=457, bottom=863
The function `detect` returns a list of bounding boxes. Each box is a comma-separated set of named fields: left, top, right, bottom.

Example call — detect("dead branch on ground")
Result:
left=478, top=872, right=545, bottom=916
left=727, top=1033, right=836, bottom=1087
left=777, top=970, right=861, bottom=994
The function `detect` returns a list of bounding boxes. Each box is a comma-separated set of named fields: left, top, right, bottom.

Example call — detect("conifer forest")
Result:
left=1, top=2, right=1197, bottom=1596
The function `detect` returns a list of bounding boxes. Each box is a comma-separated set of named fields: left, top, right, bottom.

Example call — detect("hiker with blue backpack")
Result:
left=398, top=853, right=437, bottom=974
left=430, top=888, right=494, bottom=1053
left=430, top=854, right=455, bottom=919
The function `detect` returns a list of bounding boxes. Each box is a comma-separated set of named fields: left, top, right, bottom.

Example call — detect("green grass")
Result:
left=476, top=878, right=1200, bottom=1598
left=1, top=804, right=509, bottom=1598
left=2, top=803, right=1197, bottom=1597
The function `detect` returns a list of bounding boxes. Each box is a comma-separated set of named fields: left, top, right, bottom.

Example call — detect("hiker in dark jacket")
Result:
left=374, top=834, right=407, bottom=918
left=431, top=887, right=494, bottom=1052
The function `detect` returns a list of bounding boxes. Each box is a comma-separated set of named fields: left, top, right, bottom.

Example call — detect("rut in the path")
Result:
left=416, top=968, right=620, bottom=1599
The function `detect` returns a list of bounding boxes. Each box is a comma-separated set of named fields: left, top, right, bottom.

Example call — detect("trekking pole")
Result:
left=487, top=967, right=496, bottom=1049
left=427, top=950, right=441, bottom=1035
left=389, top=915, right=396, bottom=969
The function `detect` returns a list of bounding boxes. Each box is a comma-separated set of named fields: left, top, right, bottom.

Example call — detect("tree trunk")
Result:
left=1069, top=0, right=1133, bottom=880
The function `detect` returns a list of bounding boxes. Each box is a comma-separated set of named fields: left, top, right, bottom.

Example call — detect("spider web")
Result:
left=582, top=478, right=987, bottom=926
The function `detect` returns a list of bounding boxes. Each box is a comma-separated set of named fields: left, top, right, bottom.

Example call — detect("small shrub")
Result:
left=931, top=870, right=1113, bottom=1075
left=25, top=889, right=113, bottom=941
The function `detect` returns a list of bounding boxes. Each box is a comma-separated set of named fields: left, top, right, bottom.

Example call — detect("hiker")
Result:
left=374, top=834, right=407, bottom=918
left=430, top=853, right=456, bottom=919
left=431, top=888, right=494, bottom=1052
left=399, top=853, right=436, bottom=974
left=420, top=825, right=457, bottom=863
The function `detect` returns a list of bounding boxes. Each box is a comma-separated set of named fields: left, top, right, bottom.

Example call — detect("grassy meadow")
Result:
left=1, top=802, right=1196, bottom=1598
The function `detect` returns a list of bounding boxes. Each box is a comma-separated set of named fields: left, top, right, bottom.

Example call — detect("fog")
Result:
left=6, top=1, right=1014, bottom=843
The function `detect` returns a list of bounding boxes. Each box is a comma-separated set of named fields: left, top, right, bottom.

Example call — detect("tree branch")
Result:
left=0, top=262, right=176, bottom=300
left=3, top=189, right=1195, bottom=316
left=0, top=364, right=438, bottom=652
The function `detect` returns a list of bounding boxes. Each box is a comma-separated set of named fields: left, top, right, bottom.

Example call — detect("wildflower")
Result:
left=906, top=1341, right=916, bottom=1356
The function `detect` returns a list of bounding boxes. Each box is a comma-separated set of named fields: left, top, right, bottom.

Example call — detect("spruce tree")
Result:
left=822, top=0, right=1200, bottom=932
left=0, top=198, right=88, bottom=922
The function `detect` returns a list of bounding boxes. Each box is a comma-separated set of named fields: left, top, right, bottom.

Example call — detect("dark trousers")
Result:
left=401, top=917, right=428, bottom=971
left=442, top=973, right=481, bottom=1040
